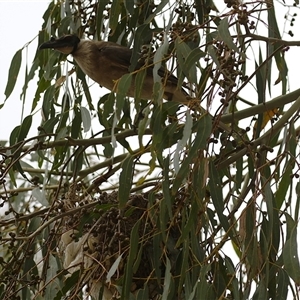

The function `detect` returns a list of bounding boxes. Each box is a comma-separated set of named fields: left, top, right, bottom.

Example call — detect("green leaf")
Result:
left=130, top=24, right=153, bottom=72
left=145, top=0, right=169, bottom=24
left=135, top=286, right=149, bottom=300
left=295, top=182, right=300, bottom=222
left=103, top=134, right=114, bottom=158
left=137, top=105, right=151, bottom=146
left=118, top=155, right=134, bottom=209
left=276, top=268, right=289, bottom=300
left=32, top=187, right=49, bottom=206
left=208, top=161, right=230, bottom=233
left=80, top=106, right=91, bottom=132
left=122, top=219, right=140, bottom=299
left=267, top=3, right=288, bottom=92
left=175, top=37, right=191, bottom=86
left=53, top=270, right=80, bottom=300
left=213, top=260, right=227, bottom=297
left=197, top=264, right=213, bottom=299
left=72, top=151, right=84, bottom=177
left=55, top=93, right=70, bottom=135
left=174, top=110, right=193, bottom=173
left=275, top=159, right=294, bottom=208
left=185, top=47, right=205, bottom=84
left=224, top=256, right=240, bottom=300
left=77, top=68, right=95, bottom=111
left=283, top=225, right=300, bottom=284
left=179, top=240, right=190, bottom=294
left=109, top=0, right=122, bottom=33
left=153, top=222, right=163, bottom=283
left=18, top=115, right=32, bottom=142
left=161, top=258, right=172, bottom=300
left=45, top=254, right=61, bottom=300
left=103, top=92, right=115, bottom=121
left=5, top=49, right=22, bottom=100
left=116, top=73, right=132, bottom=118
left=96, top=0, right=110, bottom=38
left=22, top=59, right=40, bottom=110
left=42, top=51, right=60, bottom=81
left=124, top=0, right=134, bottom=15
left=42, top=85, right=55, bottom=121
left=8, top=167, right=17, bottom=187
left=217, top=17, right=240, bottom=54
left=162, top=156, right=173, bottom=218
left=33, top=76, right=51, bottom=112
left=284, top=213, right=297, bottom=241
left=134, top=68, right=146, bottom=107
left=106, top=253, right=123, bottom=283
left=71, top=107, right=82, bottom=139
left=176, top=201, right=197, bottom=247
left=255, top=47, right=266, bottom=111
left=252, top=281, right=267, bottom=300
left=207, top=44, right=221, bottom=69
left=151, top=106, right=164, bottom=160
left=235, top=155, right=243, bottom=191
left=10, top=125, right=21, bottom=146
left=172, top=114, right=212, bottom=193
left=41, top=116, right=60, bottom=134
left=153, top=33, right=169, bottom=83
left=175, top=37, right=206, bottom=86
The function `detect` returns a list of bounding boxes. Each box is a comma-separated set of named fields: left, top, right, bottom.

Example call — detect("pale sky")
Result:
left=0, top=1, right=50, bottom=140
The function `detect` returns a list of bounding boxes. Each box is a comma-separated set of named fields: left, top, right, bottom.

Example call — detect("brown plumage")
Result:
left=39, top=34, right=190, bottom=104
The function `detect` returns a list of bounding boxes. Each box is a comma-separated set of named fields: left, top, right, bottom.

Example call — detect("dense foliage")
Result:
left=1, top=0, right=300, bottom=299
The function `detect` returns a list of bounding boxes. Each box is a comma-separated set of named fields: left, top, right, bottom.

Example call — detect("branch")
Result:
left=217, top=95, right=300, bottom=169
left=221, top=88, right=300, bottom=123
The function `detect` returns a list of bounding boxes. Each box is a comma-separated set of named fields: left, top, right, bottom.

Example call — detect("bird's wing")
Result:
left=99, top=43, right=180, bottom=86
left=99, top=43, right=133, bottom=71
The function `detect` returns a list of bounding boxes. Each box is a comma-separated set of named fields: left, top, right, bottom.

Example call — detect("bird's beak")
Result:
left=39, top=36, right=65, bottom=49
left=39, top=36, right=77, bottom=54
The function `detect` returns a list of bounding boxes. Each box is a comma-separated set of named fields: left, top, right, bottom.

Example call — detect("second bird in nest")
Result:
left=39, top=34, right=191, bottom=105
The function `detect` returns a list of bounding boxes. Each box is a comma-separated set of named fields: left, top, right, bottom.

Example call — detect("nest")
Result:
left=59, top=189, right=181, bottom=299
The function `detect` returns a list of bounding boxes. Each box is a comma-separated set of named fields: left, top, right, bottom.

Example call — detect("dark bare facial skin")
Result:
left=39, top=35, right=80, bottom=54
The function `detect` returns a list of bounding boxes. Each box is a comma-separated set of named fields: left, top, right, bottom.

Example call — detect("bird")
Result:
left=39, top=34, right=190, bottom=104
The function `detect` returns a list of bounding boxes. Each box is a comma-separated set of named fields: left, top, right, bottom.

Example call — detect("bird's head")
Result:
left=39, top=34, right=80, bottom=55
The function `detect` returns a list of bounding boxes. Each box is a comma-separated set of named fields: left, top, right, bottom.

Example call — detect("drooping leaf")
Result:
left=174, top=110, right=193, bottom=174
left=32, top=187, right=49, bottom=207
left=217, top=17, right=240, bottom=54
left=109, top=0, right=122, bottom=33
left=283, top=222, right=300, bottom=284
left=4, top=49, right=22, bottom=100
left=106, top=253, right=123, bottom=284
left=116, top=73, right=132, bottom=118
left=42, top=85, right=55, bottom=121
left=71, top=106, right=82, bottom=139
left=185, top=47, right=206, bottom=84
left=17, top=115, right=32, bottom=142
left=80, top=106, right=91, bottom=132
left=208, top=161, right=230, bottom=234
left=161, top=258, right=172, bottom=300
left=118, top=155, right=134, bottom=209
left=122, top=219, right=141, bottom=299
left=172, top=113, right=212, bottom=193
left=44, top=254, right=62, bottom=300
left=153, top=33, right=169, bottom=84
left=276, top=268, right=289, bottom=300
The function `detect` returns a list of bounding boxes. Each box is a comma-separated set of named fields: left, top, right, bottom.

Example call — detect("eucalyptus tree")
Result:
left=1, top=1, right=300, bottom=299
